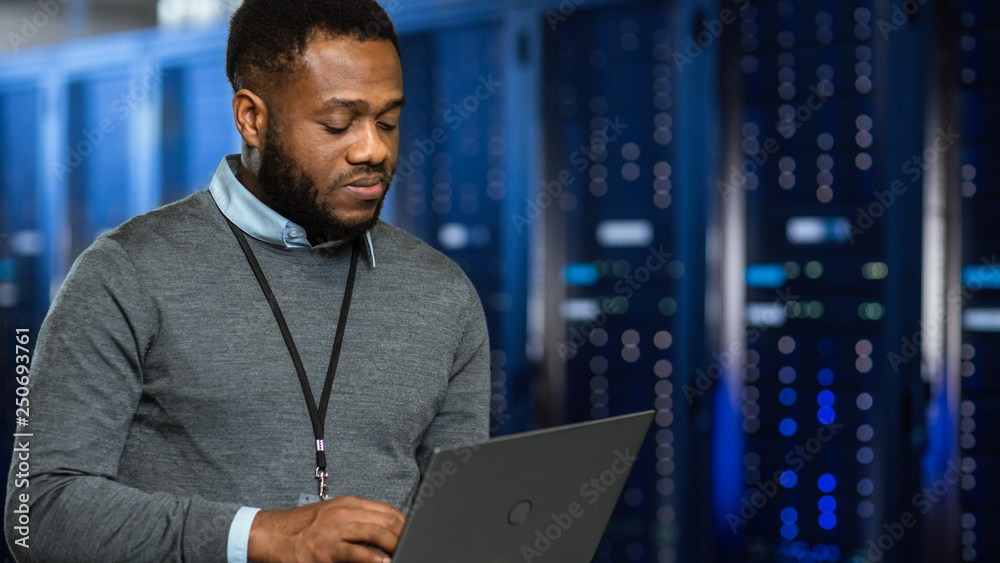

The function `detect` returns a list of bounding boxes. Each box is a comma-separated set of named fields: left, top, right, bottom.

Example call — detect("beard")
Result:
left=255, top=133, right=394, bottom=245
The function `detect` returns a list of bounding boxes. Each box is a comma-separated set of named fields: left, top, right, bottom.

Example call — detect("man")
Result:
left=3, top=1, right=490, bottom=562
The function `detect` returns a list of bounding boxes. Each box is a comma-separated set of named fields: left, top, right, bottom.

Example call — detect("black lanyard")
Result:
left=225, top=218, right=360, bottom=499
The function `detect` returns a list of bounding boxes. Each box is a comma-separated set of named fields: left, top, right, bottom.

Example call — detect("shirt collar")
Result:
left=208, top=155, right=376, bottom=267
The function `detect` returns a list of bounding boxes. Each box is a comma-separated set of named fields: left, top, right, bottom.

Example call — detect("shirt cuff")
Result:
left=227, top=506, right=261, bottom=563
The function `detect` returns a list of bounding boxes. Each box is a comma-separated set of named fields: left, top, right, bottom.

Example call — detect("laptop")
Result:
left=392, top=410, right=655, bottom=563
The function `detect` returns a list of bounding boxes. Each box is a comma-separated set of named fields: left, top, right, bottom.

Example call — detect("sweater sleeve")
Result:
left=3, top=237, right=240, bottom=563
left=414, top=276, right=491, bottom=471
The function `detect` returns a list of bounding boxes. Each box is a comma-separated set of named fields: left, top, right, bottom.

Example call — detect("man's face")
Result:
left=256, top=36, right=403, bottom=243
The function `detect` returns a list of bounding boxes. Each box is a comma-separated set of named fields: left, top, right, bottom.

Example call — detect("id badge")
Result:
left=298, top=493, right=322, bottom=506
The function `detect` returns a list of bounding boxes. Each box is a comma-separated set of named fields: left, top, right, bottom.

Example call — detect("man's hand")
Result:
left=247, top=495, right=406, bottom=563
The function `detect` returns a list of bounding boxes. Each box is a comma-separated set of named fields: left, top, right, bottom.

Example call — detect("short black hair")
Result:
left=226, top=0, right=401, bottom=94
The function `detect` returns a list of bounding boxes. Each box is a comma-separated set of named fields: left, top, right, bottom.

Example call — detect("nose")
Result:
left=346, top=119, right=390, bottom=166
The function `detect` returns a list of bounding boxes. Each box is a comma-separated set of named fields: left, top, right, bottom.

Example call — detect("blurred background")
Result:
left=0, top=0, right=996, bottom=561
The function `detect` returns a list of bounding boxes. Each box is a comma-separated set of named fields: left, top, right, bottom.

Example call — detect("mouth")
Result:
left=342, top=176, right=384, bottom=200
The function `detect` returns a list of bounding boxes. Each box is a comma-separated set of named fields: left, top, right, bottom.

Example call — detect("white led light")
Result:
left=596, top=220, right=655, bottom=247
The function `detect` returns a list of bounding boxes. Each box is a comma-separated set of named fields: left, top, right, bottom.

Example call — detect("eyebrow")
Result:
left=323, top=96, right=406, bottom=114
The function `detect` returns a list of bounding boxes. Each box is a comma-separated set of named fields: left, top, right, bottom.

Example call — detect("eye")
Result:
left=378, top=121, right=398, bottom=132
left=324, top=125, right=348, bottom=135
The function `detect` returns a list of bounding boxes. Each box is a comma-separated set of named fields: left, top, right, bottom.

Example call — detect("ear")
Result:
left=232, top=88, right=269, bottom=151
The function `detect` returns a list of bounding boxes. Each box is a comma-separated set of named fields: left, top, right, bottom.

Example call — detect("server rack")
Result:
left=957, top=1, right=1000, bottom=562
left=725, top=1, right=930, bottom=561
left=541, top=1, right=711, bottom=560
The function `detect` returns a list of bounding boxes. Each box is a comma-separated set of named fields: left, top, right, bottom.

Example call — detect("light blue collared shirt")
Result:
left=208, top=155, right=376, bottom=562
left=209, top=154, right=376, bottom=266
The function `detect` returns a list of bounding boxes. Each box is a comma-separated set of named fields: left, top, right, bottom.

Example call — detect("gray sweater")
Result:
left=3, top=190, right=490, bottom=562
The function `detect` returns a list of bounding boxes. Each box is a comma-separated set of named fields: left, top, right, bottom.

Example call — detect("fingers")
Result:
left=329, top=496, right=406, bottom=536
left=316, top=497, right=406, bottom=554
left=247, top=495, right=407, bottom=563
left=329, top=541, right=392, bottom=563
left=331, top=521, right=401, bottom=557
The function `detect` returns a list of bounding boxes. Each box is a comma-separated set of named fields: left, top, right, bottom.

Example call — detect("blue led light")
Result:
left=0, top=259, right=16, bottom=282
left=817, top=407, right=836, bottom=424
left=963, top=266, right=1000, bottom=289
left=818, top=512, right=837, bottom=530
left=818, top=495, right=836, bottom=512
left=817, top=389, right=835, bottom=406
left=563, top=263, right=600, bottom=286
left=779, top=418, right=798, bottom=436
left=780, top=523, right=798, bottom=540
left=780, top=507, right=798, bottom=523
left=818, top=473, right=836, bottom=492
left=779, top=366, right=797, bottom=384
left=780, top=470, right=798, bottom=488
left=779, top=388, right=797, bottom=405
left=817, top=368, right=834, bottom=385
left=746, top=263, right=787, bottom=288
